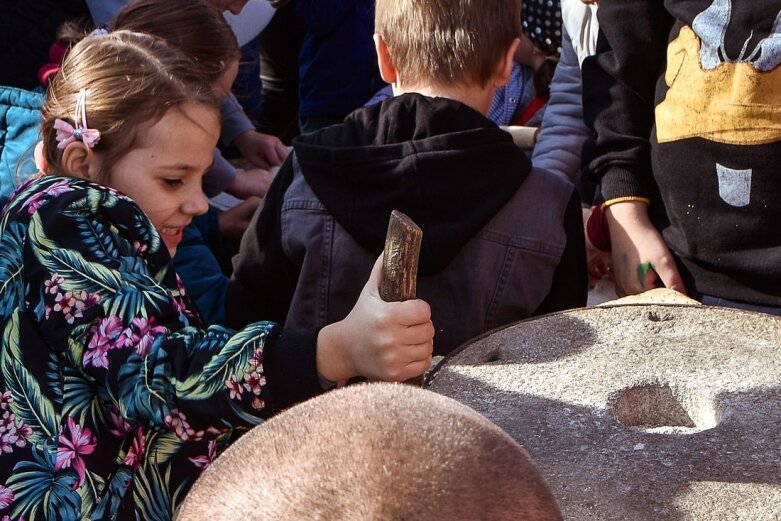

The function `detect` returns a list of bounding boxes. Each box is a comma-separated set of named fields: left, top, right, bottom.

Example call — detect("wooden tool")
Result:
left=380, top=210, right=424, bottom=386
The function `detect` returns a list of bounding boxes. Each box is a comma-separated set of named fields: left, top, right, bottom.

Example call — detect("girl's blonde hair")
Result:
left=113, top=0, right=240, bottom=85
left=41, top=30, right=218, bottom=180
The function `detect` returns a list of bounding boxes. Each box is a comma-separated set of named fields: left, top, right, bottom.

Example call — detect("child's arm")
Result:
left=533, top=191, right=589, bottom=314
left=24, top=180, right=432, bottom=437
left=227, top=157, right=299, bottom=327
left=581, top=1, right=680, bottom=296
left=532, top=29, right=592, bottom=182
left=221, top=94, right=289, bottom=170
left=604, top=201, right=685, bottom=297
left=233, top=131, right=289, bottom=171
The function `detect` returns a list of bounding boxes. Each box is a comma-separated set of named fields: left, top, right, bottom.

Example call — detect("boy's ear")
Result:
left=60, top=142, right=97, bottom=181
left=374, top=33, right=398, bottom=85
left=493, top=38, right=521, bottom=89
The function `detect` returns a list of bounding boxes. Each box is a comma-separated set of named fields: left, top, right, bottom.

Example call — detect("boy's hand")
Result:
left=316, top=256, right=434, bottom=383
left=233, top=130, right=289, bottom=170
left=606, top=201, right=686, bottom=297
left=225, top=168, right=276, bottom=199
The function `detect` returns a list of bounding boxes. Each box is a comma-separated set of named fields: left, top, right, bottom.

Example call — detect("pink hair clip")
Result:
left=54, top=89, right=101, bottom=150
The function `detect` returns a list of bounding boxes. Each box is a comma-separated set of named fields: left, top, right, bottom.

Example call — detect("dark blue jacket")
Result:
left=0, top=86, right=43, bottom=208
left=295, top=0, right=382, bottom=119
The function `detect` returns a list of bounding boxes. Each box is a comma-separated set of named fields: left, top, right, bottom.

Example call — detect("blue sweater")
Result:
left=295, top=0, right=382, bottom=119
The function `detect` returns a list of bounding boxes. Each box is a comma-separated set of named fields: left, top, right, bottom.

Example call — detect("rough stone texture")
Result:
left=600, top=288, right=701, bottom=307
left=427, top=304, right=781, bottom=520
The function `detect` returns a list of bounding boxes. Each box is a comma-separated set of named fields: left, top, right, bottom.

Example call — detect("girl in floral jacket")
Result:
left=0, top=31, right=433, bottom=520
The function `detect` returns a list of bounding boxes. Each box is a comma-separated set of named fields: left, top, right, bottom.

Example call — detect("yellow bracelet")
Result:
left=600, top=196, right=651, bottom=211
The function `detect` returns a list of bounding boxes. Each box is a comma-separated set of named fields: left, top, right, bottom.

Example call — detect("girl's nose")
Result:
left=182, top=188, right=209, bottom=217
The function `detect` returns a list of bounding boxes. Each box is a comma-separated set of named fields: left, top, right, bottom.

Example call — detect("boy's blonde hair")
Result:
left=375, top=0, right=521, bottom=88
left=178, top=383, right=562, bottom=521
left=41, top=30, right=218, bottom=180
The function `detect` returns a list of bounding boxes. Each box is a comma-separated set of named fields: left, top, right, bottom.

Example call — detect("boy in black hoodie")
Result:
left=227, top=0, right=587, bottom=355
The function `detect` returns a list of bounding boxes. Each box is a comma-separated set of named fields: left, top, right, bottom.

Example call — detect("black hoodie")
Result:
left=228, top=94, right=585, bottom=340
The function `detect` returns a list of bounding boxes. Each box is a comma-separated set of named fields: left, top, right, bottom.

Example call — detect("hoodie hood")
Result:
left=292, top=93, right=531, bottom=275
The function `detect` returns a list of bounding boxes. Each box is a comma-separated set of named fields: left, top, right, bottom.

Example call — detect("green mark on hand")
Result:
left=637, top=262, right=654, bottom=288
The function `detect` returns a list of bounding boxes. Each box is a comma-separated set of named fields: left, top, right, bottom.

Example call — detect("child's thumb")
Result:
left=363, top=254, right=385, bottom=298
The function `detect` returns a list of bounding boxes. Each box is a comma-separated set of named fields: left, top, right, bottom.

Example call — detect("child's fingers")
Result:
left=398, top=321, right=435, bottom=346
left=364, top=254, right=385, bottom=295
left=654, top=257, right=687, bottom=295
left=390, top=299, right=432, bottom=326
left=402, top=340, right=433, bottom=365
left=398, top=357, right=433, bottom=381
left=274, top=143, right=290, bottom=163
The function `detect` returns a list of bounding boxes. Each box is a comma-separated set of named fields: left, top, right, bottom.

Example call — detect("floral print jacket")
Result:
left=0, top=176, right=322, bottom=520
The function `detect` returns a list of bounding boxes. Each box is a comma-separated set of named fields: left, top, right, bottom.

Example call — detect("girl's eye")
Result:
left=163, top=178, right=184, bottom=188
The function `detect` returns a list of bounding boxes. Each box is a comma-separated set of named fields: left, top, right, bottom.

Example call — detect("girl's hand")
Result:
left=316, top=256, right=434, bottom=383
left=233, top=130, right=289, bottom=170
left=606, top=201, right=686, bottom=297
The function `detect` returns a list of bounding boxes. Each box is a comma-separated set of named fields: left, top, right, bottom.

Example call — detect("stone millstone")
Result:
left=427, top=304, right=781, bottom=520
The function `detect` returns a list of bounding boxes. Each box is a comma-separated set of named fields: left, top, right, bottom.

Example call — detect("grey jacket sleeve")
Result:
left=220, top=94, right=256, bottom=146
left=531, top=29, right=592, bottom=182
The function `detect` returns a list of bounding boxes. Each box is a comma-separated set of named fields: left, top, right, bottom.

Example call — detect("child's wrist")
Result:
left=315, top=323, right=355, bottom=383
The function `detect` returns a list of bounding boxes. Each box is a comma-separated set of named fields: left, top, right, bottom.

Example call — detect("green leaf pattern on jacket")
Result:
left=0, top=177, right=278, bottom=520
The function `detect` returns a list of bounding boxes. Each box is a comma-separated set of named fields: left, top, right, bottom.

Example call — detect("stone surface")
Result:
left=601, top=288, right=701, bottom=307
left=427, top=304, right=781, bottom=520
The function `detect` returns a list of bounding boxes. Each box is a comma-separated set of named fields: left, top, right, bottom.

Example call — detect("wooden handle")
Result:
left=381, top=210, right=423, bottom=302
left=380, top=210, right=424, bottom=386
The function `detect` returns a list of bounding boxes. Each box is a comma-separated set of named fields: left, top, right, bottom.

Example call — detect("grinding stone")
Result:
left=428, top=304, right=781, bottom=520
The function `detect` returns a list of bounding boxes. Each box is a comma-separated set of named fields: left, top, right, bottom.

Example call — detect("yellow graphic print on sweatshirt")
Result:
left=655, top=2, right=781, bottom=146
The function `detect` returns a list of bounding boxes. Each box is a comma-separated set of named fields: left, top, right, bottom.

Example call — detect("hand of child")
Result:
left=233, top=130, right=289, bottom=170
left=316, top=256, right=435, bottom=383
left=605, top=201, right=686, bottom=297
left=218, top=196, right=262, bottom=241
left=225, top=168, right=276, bottom=199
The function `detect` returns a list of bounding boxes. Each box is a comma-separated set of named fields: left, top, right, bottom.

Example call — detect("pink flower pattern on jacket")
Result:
left=122, top=428, right=146, bottom=471
left=187, top=440, right=216, bottom=469
left=128, top=317, right=166, bottom=358
left=22, top=180, right=70, bottom=215
left=84, top=316, right=124, bottom=369
left=0, top=485, right=13, bottom=509
left=0, top=412, right=32, bottom=454
left=0, top=176, right=280, bottom=519
left=55, top=417, right=96, bottom=489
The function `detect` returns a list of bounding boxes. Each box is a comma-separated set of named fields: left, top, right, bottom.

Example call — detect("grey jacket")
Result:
left=281, top=160, right=578, bottom=353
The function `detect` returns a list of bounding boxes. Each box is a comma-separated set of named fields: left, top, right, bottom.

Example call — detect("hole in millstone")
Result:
left=485, top=348, right=501, bottom=363
left=611, top=384, right=720, bottom=432
left=645, top=311, right=673, bottom=322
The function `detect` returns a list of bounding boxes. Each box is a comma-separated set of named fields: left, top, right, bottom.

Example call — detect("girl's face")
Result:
left=514, top=32, right=545, bottom=70
left=99, top=103, right=220, bottom=257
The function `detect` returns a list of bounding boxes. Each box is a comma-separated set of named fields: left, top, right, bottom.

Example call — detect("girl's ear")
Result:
left=59, top=142, right=97, bottom=180
left=374, top=33, right=398, bottom=86
left=492, top=38, right=521, bottom=89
